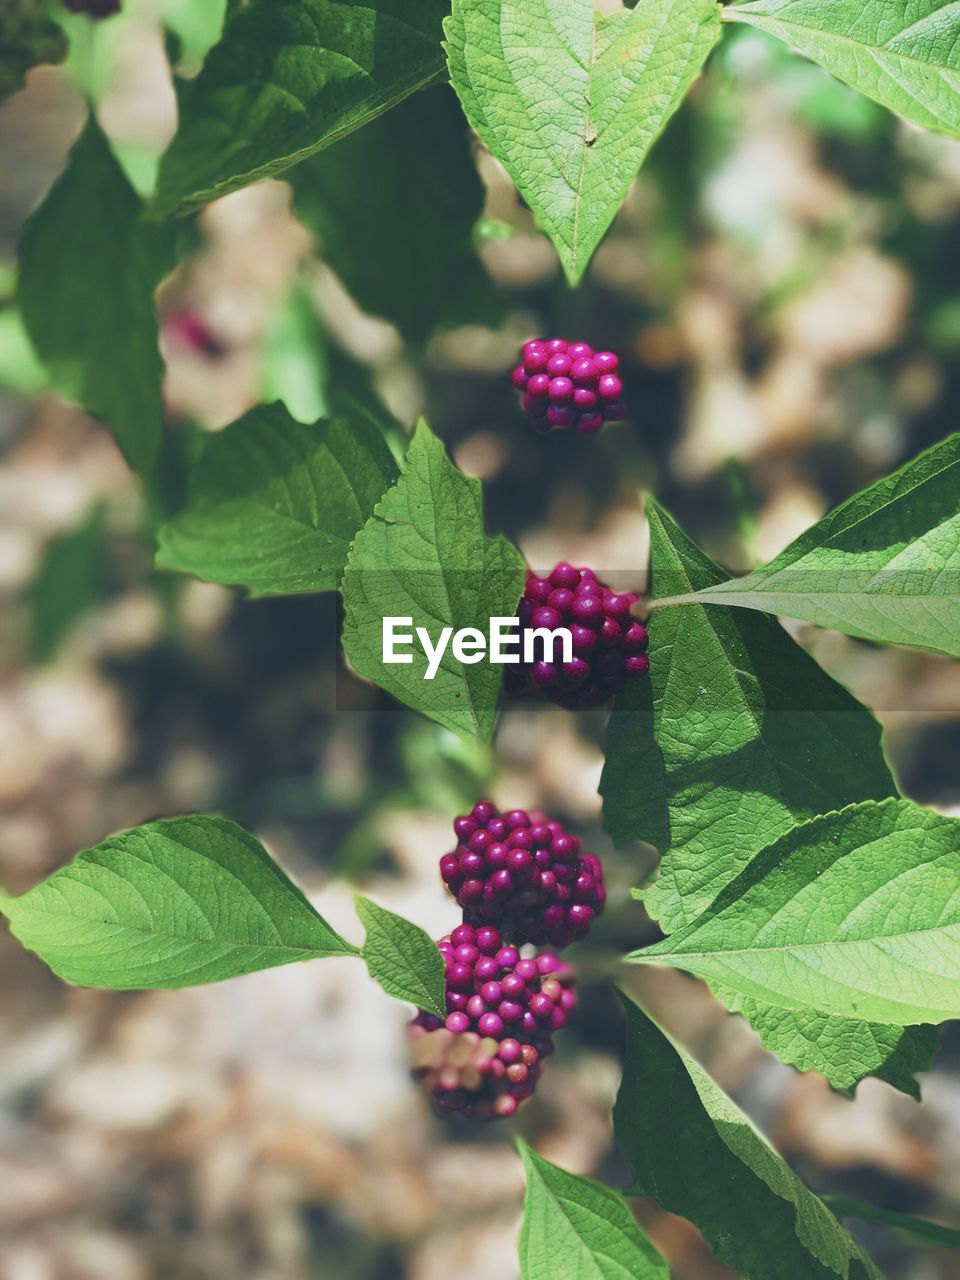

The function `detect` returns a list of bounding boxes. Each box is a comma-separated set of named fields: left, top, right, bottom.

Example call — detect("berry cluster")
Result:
left=512, top=339, right=624, bottom=434
left=504, top=564, right=649, bottom=708
left=410, top=923, right=575, bottom=1118
left=64, top=0, right=122, bottom=15
left=439, top=800, right=605, bottom=947
left=410, top=801, right=602, bottom=1119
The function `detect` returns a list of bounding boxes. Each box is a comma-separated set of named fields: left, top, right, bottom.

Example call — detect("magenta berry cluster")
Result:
left=410, top=923, right=575, bottom=1119
left=410, top=800, right=602, bottom=1119
left=512, top=338, right=624, bottom=434
left=439, top=800, right=605, bottom=947
left=504, top=563, right=649, bottom=708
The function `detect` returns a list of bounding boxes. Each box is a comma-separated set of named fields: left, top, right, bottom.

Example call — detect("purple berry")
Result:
left=598, top=373, right=623, bottom=400
left=551, top=563, right=580, bottom=590
left=570, top=595, right=604, bottom=625
left=547, top=404, right=575, bottom=429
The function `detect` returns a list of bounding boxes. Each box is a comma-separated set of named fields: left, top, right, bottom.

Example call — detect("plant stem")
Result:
left=823, top=1195, right=960, bottom=1251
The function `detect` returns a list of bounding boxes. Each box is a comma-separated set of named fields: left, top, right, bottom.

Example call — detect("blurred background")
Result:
left=2, top=3, right=960, bottom=1277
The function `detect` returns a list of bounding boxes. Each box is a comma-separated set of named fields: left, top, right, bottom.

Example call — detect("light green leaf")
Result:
left=634, top=797, right=960, bottom=1025
left=614, top=997, right=881, bottom=1280
left=724, top=0, right=960, bottom=138
left=601, top=497, right=895, bottom=933
left=673, top=432, right=960, bottom=658
left=18, top=116, right=173, bottom=476
left=152, top=0, right=448, bottom=218
left=0, top=815, right=357, bottom=988
left=291, top=85, right=500, bottom=345
left=444, top=0, right=721, bottom=284
left=710, top=988, right=939, bottom=1097
left=356, top=894, right=446, bottom=1018
left=341, top=420, right=526, bottom=740
left=518, top=1140, right=668, bottom=1280
left=155, top=402, right=400, bottom=596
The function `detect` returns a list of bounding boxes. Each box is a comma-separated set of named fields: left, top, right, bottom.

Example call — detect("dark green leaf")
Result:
left=0, top=815, right=357, bottom=988
left=18, top=116, right=173, bottom=476
left=356, top=895, right=445, bottom=1017
left=518, top=1140, right=668, bottom=1280
left=0, top=0, right=67, bottom=103
left=291, top=85, right=499, bottom=344
left=155, top=402, right=400, bottom=596
left=152, top=0, right=449, bottom=218
left=600, top=499, right=938, bottom=1093
left=601, top=497, right=895, bottom=931
left=614, top=996, right=881, bottom=1280
left=27, top=504, right=106, bottom=664
left=341, top=420, right=526, bottom=740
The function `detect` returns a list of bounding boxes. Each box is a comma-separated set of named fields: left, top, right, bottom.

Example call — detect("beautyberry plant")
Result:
left=7, top=1, right=960, bottom=1277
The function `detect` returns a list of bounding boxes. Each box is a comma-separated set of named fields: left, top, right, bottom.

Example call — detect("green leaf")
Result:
left=614, top=996, right=881, bottom=1280
left=599, top=500, right=939, bottom=1093
left=0, top=0, right=67, bottom=103
left=601, top=497, right=895, bottom=933
left=634, top=797, right=960, bottom=1025
left=709, top=989, right=939, bottom=1098
left=152, top=0, right=449, bottom=218
left=27, top=504, right=107, bottom=664
left=675, top=432, right=960, bottom=658
left=341, top=420, right=526, bottom=740
left=518, top=1140, right=668, bottom=1280
left=18, top=116, right=172, bottom=476
left=0, top=815, right=357, bottom=988
left=444, top=0, right=720, bottom=284
left=290, top=85, right=500, bottom=345
left=356, top=895, right=445, bottom=1017
left=724, top=0, right=960, bottom=138
left=155, top=402, right=400, bottom=596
